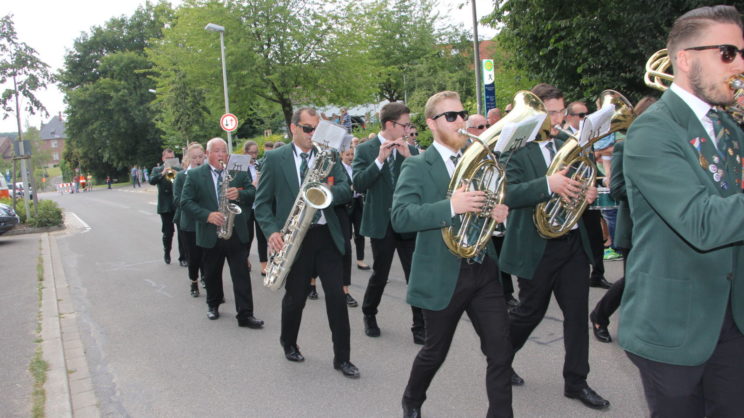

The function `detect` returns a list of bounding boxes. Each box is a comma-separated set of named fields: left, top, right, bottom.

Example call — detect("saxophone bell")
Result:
left=216, top=159, right=242, bottom=240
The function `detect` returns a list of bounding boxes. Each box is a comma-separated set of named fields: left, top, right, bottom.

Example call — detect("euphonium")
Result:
left=442, top=91, right=553, bottom=259
left=264, top=145, right=335, bottom=291
left=216, top=160, right=242, bottom=240
left=533, top=90, right=634, bottom=239
left=645, top=48, right=744, bottom=126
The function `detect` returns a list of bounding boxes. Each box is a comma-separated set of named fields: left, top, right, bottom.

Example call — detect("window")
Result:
left=53, top=152, right=59, bottom=161
left=51, top=140, right=58, bottom=148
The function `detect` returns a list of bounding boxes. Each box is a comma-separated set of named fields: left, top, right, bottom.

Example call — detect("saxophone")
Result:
left=216, top=160, right=242, bottom=240
left=264, top=145, right=336, bottom=291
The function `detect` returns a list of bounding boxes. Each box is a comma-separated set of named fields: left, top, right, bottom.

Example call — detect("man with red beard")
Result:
left=392, top=91, right=512, bottom=417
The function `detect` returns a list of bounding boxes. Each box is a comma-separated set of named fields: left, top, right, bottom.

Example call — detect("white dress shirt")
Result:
left=292, top=144, right=326, bottom=225
left=670, top=83, right=719, bottom=148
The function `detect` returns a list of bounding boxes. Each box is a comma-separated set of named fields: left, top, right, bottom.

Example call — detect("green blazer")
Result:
left=180, top=163, right=255, bottom=249
left=619, top=89, right=744, bottom=366
left=352, top=135, right=418, bottom=239
left=499, top=140, right=593, bottom=279
left=149, top=165, right=181, bottom=214
left=609, top=141, right=631, bottom=249
left=254, top=144, right=352, bottom=254
left=392, top=146, right=498, bottom=311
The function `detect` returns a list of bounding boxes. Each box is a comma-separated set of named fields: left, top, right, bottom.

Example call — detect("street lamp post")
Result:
left=205, top=23, right=233, bottom=152
left=471, top=0, right=483, bottom=116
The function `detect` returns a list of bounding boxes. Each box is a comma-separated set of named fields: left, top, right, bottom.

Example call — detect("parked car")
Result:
left=0, top=203, right=20, bottom=235
left=13, top=182, right=33, bottom=199
left=350, top=115, right=366, bottom=131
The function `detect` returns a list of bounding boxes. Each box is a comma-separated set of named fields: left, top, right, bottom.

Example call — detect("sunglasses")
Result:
left=296, top=123, right=316, bottom=134
left=409, top=132, right=418, bottom=137
left=472, top=124, right=490, bottom=130
left=432, top=110, right=468, bottom=122
left=685, top=44, right=744, bottom=64
left=570, top=112, right=588, bottom=118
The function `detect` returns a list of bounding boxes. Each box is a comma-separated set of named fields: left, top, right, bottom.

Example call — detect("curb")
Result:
left=42, top=232, right=101, bottom=417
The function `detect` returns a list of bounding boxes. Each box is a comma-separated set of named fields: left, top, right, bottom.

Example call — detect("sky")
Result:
left=0, top=0, right=498, bottom=133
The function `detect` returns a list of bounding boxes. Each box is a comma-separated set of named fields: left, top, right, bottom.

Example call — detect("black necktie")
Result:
left=214, top=169, right=223, bottom=190
left=387, top=153, right=395, bottom=185
left=545, top=141, right=556, bottom=162
left=707, top=109, right=730, bottom=157
left=300, top=153, right=310, bottom=181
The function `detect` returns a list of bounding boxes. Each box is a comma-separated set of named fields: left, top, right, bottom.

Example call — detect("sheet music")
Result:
left=493, top=113, right=547, bottom=154
left=578, top=104, right=615, bottom=147
left=226, top=154, right=251, bottom=172
left=313, top=120, right=348, bottom=151
left=164, top=157, right=180, bottom=168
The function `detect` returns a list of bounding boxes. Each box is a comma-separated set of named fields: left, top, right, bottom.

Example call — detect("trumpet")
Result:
left=163, top=167, right=177, bottom=183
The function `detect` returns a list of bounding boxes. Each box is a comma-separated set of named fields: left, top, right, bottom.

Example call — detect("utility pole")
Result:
left=471, top=0, right=483, bottom=115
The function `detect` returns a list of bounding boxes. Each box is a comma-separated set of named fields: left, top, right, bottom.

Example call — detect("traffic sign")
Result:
left=220, top=113, right=239, bottom=132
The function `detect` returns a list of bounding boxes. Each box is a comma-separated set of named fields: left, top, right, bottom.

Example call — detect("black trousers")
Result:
left=281, top=225, right=350, bottom=362
left=338, top=207, right=353, bottom=287
left=351, top=196, right=365, bottom=261
left=160, top=211, right=175, bottom=253
left=201, top=234, right=254, bottom=320
left=491, top=235, right=514, bottom=297
left=583, top=210, right=605, bottom=281
left=403, top=257, right=513, bottom=417
left=362, top=224, right=424, bottom=331
left=591, top=248, right=629, bottom=326
left=246, top=213, right=268, bottom=263
left=175, top=224, right=186, bottom=262
left=181, top=230, right=204, bottom=282
left=509, top=230, right=590, bottom=391
left=627, top=303, right=744, bottom=418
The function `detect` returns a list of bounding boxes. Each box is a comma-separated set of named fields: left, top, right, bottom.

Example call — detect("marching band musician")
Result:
left=149, top=148, right=184, bottom=265
left=173, top=142, right=206, bottom=297
left=621, top=6, right=744, bottom=416
left=499, top=84, right=609, bottom=409
left=180, top=138, right=263, bottom=329
left=254, top=107, right=359, bottom=378
left=352, top=102, right=424, bottom=344
left=393, top=91, right=512, bottom=417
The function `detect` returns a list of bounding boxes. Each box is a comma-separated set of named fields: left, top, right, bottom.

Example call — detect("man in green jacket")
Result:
left=181, top=138, right=263, bottom=329
left=393, top=91, right=511, bottom=417
left=149, top=148, right=183, bottom=265
left=500, top=83, right=607, bottom=410
left=620, top=6, right=744, bottom=416
left=255, top=107, right=358, bottom=378
left=352, top=102, right=423, bottom=343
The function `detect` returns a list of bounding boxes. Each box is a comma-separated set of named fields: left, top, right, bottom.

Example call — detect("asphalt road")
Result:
left=44, top=185, right=648, bottom=417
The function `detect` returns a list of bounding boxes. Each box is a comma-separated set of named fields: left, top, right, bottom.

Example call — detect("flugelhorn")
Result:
left=442, top=91, right=552, bottom=259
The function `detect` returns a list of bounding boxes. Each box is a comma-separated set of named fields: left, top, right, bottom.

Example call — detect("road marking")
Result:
left=147, top=202, right=157, bottom=206
left=66, top=212, right=91, bottom=234
left=144, top=279, right=173, bottom=298
left=139, top=209, right=153, bottom=217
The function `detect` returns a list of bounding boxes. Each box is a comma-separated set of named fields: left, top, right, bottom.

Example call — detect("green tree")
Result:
left=59, top=2, right=174, bottom=177
left=484, top=0, right=733, bottom=104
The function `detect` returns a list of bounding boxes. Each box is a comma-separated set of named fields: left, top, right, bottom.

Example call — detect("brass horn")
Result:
left=533, top=90, right=635, bottom=239
left=442, top=91, right=552, bottom=259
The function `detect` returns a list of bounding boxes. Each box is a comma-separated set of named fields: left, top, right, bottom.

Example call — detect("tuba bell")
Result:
left=645, top=48, right=744, bottom=126
left=441, top=91, right=553, bottom=259
left=533, top=90, right=635, bottom=239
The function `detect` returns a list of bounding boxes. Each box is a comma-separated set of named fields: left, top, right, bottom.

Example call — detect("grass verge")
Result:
left=30, top=242, right=48, bottom=418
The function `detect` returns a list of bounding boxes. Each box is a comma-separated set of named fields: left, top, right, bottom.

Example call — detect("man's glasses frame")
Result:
left=432, top=110, right=469, bottom=122
left=570, top=112, right=588, bottom=118
left=392, top=121, right=413, bottom=129
left=684, top=44, right=744, bottom=64
left=296, top=123, right=316, bottom=134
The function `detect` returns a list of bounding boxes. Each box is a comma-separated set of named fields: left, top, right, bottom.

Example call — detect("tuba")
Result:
left=216, top=160, right=242, bottom=240
left=645, top=48, right=744, bottom=126
left=264, top=145, right=335, bottom=291
left=533, top=90, right=635, bottom=239
left=442, top=91, right=553, bottom=259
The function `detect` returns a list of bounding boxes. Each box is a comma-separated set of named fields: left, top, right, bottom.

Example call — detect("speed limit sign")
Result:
left=220, top=113, right=239, bottom=132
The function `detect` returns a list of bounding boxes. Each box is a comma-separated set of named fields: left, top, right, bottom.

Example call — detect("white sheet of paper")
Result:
left=493, top=113, right=547, bottom=154
left=164, top=157, right=180, bottom=168
left=578, top=105, right=615, bottom=147
left=226, top=154, right=251, bottom=172
left=313, top=120, right=348, bottom=151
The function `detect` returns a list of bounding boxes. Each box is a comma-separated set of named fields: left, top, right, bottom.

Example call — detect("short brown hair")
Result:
left=567, top=101, right=588, bottom=115
left=291, top=107, right=317, bottom=125
left=263, top=141, right=274, bottom=149
left=424, top=91, right=460, bottom=120
left=668, top=5, right=742, bottom=60
left=380, top=102, right=411, bottom=128
left=531, top=83, right=563, bottom=102
left=243, top=140, right=258, bottom=153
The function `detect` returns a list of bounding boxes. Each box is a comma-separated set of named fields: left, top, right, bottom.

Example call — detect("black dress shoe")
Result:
left=402, top=400, right=421, bottom=418
left=356, top=262, right=371, bottom=271
left=207, top=307, right=219, bottom=320
left=308, top=287, right=319, bottom=300
left=179, top=259, right=188, bottom=267
left=590, top=277, right=612, bottom=289
left=590, top=311, right=612, bottom=343
left=505, top=295, right=520, bottom=308
left=412, top=329, right=425, bottom=345
left=284, top=345, right=305, bottom=362
left=164, top=254, right=171, bottom=264
left=333, top=360, right=360, bottom=378
left=364, top=315, right=380, bottom=337
left=190, top=282, right=199, bottom=298
left=238, top=316, right=264, bottom=329
left=511, top=370, right=525, bottom=386
left=565, top=386, right=610, bottom=409
left=345, top=293, right=358, bottom=307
